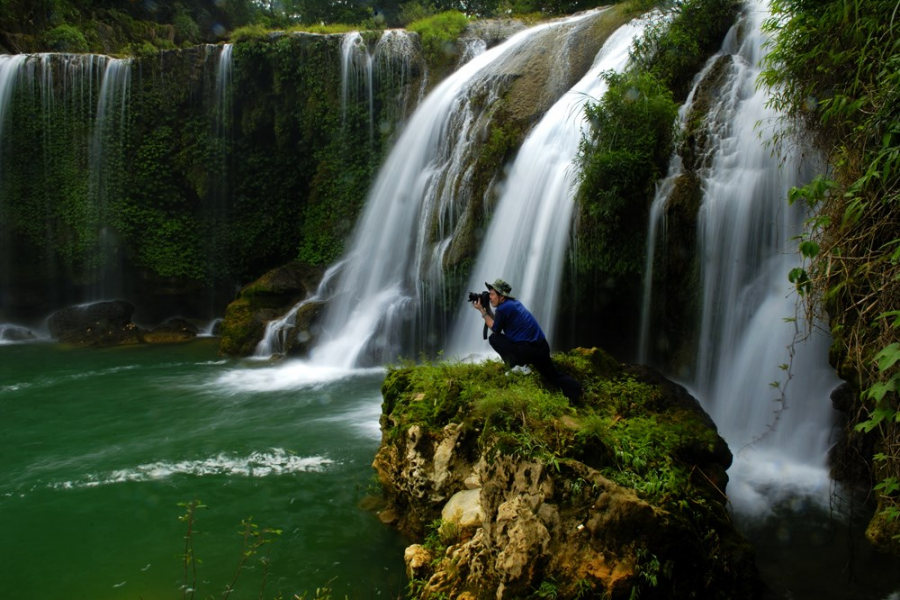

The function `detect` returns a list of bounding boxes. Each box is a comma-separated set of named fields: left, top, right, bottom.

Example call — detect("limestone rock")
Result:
left=374, top=347, right=763, bottom=599
left=218, top=261, right=324, bottom=356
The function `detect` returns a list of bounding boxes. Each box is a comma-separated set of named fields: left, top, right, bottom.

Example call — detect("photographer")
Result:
left=472, top=278, right=582, bottom=402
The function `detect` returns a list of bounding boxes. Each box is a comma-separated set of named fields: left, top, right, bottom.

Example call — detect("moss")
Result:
left=379, top=347, right=758, bottom=598
left=382, top=347, right=728, bottom=507
left=217, top=298, right=265, bottom=356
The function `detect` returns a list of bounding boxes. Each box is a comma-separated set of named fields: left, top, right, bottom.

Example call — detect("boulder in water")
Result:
left=141, top=317, right=199, bottom=344
left=218, top=261, right=324, bottom=357
left=46, top=301, right=144, bottom=347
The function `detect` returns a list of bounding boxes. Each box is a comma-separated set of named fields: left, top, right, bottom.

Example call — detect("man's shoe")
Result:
left=511, top=365, right=532, bottom=375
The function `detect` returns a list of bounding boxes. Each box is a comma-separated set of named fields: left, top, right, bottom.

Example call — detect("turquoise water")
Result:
left=0, top=339, right=408, bottom=600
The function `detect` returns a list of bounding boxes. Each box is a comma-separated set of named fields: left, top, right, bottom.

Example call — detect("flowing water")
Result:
left=448, top=13, right=658, bottom=358
left=308, top=10, right=606, bottom=368
left=89, top=57, right=132, bottom=301
left=0, top=339, right=407, bottom=599
left=638, top=1, right=900, bottom=597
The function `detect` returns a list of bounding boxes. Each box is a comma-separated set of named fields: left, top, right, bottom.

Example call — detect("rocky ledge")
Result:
left=372, top=347, right=763, bottom=599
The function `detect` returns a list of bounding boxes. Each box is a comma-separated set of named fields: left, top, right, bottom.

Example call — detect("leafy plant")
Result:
left=575, top=69, right=678, bottom=278
left=175, top=499, right=282, bottom=600
left=761, top=0, right=900, bottom=546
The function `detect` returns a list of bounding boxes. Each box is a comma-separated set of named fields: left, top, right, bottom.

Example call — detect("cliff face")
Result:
left=373, top=348, right=762, bottom=599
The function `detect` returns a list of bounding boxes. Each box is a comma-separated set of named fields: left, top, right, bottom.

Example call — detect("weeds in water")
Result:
left=176, top=499, right=281, bottom=600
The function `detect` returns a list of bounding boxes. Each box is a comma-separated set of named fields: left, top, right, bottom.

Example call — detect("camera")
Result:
left=468, top=290, right=490, bottom=306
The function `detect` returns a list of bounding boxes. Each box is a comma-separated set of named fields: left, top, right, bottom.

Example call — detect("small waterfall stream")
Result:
left=0, top=55, right=28, bottom=316
left=88, top=57, right=132, bottom=301
left=341, top=32, right=375, bottom=143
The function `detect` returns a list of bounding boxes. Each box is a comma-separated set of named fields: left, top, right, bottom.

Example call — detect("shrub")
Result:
left=43, top=24, right=89, bottom=53
left=575, top=70, right=678, bottom=277
left=407, top=10, right=469, bottom=67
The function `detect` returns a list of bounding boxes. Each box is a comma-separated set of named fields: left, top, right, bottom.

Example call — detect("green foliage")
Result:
left=382, top=350, right=724, bottom=509
left=630, top=0, right=740, bottom=100
left=398, top=1, right=437, bottom=26
left=531, top=577, right=560, bottom=599
left=575, top=69, right=678, bottom=277
left=43, top=24, right=90, bottom=52
left=173, top=7, right=201, bottom=45
left=760, top=0, right=900, bottom=548
left=176, top=499, right=282, bottom=600
left=407, top=10, right=469, bottom=67
left=229, top=23, right=272, bottom=42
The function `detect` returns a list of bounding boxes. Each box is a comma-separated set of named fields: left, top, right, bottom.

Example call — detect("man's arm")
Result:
left=474, top=299, right=496, bottom=330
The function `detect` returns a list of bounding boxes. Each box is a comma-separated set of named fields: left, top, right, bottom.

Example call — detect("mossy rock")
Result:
left=374, top=347, right=761, bottom=598
left=217, top=261, right=323, bottom=356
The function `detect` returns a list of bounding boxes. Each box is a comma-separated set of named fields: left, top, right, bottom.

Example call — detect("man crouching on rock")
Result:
left=472, top=278, right=582, bottom=402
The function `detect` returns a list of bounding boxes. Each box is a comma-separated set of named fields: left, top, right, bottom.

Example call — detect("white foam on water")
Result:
left=207, top=361, right=384, bottom=394
left=310, top=395, right=385, bottom=440
left=48, top=448, right=332, bottom=490
left=725, top=447, right=833, bottom=520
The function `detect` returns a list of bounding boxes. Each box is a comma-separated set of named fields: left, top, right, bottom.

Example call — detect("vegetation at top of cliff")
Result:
left=407, top=10, right=470, bottom=66
left=759, top=0, right=900, bottom=552
left=572, top=0, right=738, bottom=293
left=0, top=0, right=625, bottom=55
left=382, top=348, right=728, bottom=510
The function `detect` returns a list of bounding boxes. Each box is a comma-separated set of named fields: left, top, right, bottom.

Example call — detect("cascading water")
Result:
left=205, top=43, right=234, bottom=301
left=448, top=14, right=657, bottom=359
left=641, top=0, right=841, bottom=516
left=0, top=55, right=28, bottom=321
left=0, top=54, right=119, bottom=322
left=307, top=11, right=607, bottom=369
left=341, top=32, right=375, bottom=143
left=214, top=43, right=233, bottom=134
left=88, top=57, right=132, bottom=301
left=254, top=261, right=346, bottom=357
left=341, top=30, right=421, bottom=146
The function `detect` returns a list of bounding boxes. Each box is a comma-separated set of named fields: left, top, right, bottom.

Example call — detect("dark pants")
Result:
left=488, top=333, right=582, bottom=402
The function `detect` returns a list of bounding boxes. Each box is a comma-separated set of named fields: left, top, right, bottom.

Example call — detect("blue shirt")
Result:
left=490, top=299, right=545, bottom=343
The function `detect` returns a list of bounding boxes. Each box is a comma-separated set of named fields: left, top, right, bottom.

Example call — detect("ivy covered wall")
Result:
left=0, top=33, right=424, bottom=324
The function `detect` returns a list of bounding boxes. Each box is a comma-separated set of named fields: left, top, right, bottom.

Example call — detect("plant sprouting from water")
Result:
left=176, top=499, right=282, bottom=600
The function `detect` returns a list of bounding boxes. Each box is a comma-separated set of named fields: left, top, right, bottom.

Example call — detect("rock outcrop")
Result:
left=217, top=261, right=324, bottom=356
left=47, top=300, right=143, bottom=347
left=373, top=347, right=762, bottom=599
left=46, top=301, right=204, bottom=347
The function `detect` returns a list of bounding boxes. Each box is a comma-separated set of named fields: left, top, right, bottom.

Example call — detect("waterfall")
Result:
left=306, top=11, right=605, bottom=368
left=0, top=54, right=116, bottom=320
left=341, top=32, right=375, bottom=144
left=206, top=43, right=234, bottom=296
left=0, top=55, right=25, bottom=138
left=448, top=14, right=657, bottom=359
left=0, top=55, right=27, bottom=320
left=641, top=0, right=841, bottom=516
left=88, top=57, right=132, bottom=301
left=215, top=44, right=233, bottom=132
left=342, top=30, right=421, bottom=146
left=255, top=261, right=346, bottom=357
left=373, top=30, right=422, bottom=130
